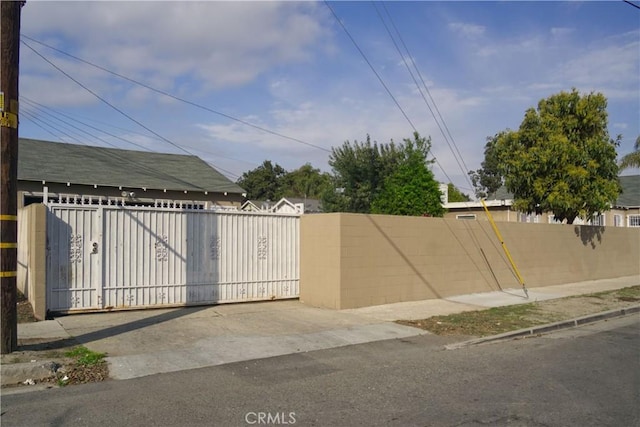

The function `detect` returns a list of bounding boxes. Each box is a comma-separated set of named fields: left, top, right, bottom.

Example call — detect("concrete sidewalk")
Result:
left=9, top=275, right=640, bottom=382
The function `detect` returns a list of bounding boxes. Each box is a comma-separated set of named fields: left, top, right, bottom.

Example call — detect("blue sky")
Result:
left=18, top=1, right=640, bottom=194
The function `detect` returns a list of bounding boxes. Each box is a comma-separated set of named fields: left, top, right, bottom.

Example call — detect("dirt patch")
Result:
left=1, top=340, right=109, bottom=389
left=397, top=286, right=640, bottom=337
left=2, top=295, right=109, bottom=390
left=17, top=290, right=38, bottom=323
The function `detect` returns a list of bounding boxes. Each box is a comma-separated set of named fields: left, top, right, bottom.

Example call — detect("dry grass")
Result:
left=397, top=286, right=640, bottom=337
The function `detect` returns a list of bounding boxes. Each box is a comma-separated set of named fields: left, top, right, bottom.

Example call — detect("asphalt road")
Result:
left=1, top=315, right=638, bottom=427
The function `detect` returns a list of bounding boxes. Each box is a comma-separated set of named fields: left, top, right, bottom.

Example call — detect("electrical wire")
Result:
left=22, top=96, right=254, bottom=170
left=325, top=1, right=463, bottom=193
left=623, top=0, right=640, bottom=10
left=21, top=34, right=330, bottom=153
left=323, top=1, right=417, bottom=133
left=21, top=39, right=239, bottom=179
left=21, top=110, right=76, bottom=143
left=23, top=98, right=141, bottom=150
left=378, top=2, right=475, bottom=192
left=373, top=3, right=525, bottom=290
left=21, top=107, right=90, bottom=146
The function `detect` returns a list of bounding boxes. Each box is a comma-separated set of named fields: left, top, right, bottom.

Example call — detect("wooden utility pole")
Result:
left=1, top=0, right=24, bottom=354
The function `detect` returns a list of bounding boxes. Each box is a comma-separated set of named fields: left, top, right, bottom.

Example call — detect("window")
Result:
left=456, top=214, right=476, bottom=220
left=628, top=215, right=640, bottom=227
left=614, top=214, right=623, bottom=227
left=548, top=215, right=563, bottom=224
left=591, top=214, right=605, bottom=226
left=520, top=213, right=540, bottom=223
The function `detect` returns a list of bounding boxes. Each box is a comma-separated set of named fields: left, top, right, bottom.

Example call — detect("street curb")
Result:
left=444, top=304, right=640, bottom=350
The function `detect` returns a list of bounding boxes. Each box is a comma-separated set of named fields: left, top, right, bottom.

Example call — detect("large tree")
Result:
left=468, top=133, right=505, bottom=199
left=281, top=164, right=332, bottom=200
left=236, top=160, right=287, bottom=201
left=495, top=89, right=621, bottom=224
left=322, top=135, right=404, bottom=213
left=371, top=133, right=445, bottom=216
left=447, top=183, right=471, bottom=203
left=619, top=136, right=640, bottom=171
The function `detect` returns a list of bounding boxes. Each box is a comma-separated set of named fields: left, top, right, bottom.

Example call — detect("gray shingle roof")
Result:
left=488, top=175, right=639, bottom=208
left=616, top=175, right=640, bottom=207
left=18, top=138, right=244, bottom=194
left=285, top=197, right=323, bottom=212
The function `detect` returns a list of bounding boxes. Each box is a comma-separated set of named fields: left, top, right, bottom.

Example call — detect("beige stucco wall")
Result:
left=300, top=214, right=342, bottom=309
left=300, top=213, right=640, bottom=309
left=17, top=203, right=47, bottom=320
left=443, top=207, right=517, bottom=222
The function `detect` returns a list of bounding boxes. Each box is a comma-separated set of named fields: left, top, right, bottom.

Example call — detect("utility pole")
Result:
left=1, top=0, right=24, bottom=354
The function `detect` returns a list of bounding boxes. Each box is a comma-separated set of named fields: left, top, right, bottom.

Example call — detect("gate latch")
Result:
left=91, top=242, right=99, bottom=254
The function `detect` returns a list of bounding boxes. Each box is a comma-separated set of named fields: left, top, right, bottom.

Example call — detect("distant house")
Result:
left=443, top=175, right=640, bottom=227
left=18, top=138, right=246, bottom=209
left=241, top=197, right=322, bottom=215
left=281, top=197, right=323, bottom=213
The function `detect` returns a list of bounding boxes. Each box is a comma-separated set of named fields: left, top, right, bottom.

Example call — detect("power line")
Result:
left=22, top=108, right=243, bottom=186
left=23, top=96, right=253, bottom=170
left=623, top=0, right=640, bottom=10
left=20, top=34, right=330, bottom=153
left=377, top=2, right=475, bottom=191
left=23, top=97, right=153, bottom=151
left=21, top=96, right=253, bottom=178
left=21, top=39, right=239, bottom=179
left=21, top=110, right=73, bottom=142
left=325, top=1, right=461, bottom=191
left=22, top=107, right=90, bottom=145
left=323, top=1, right=418, bottom=133
left=23, top=98, right=140, bottom=150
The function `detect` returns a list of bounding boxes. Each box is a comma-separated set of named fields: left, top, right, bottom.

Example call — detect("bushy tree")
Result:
left=468, top=133, right=504, bottom=199
left=322, top=135, right=404, bottom=213
left=236, top=160, right=287, bottom=201
left=371, top=133, right=445, bottom=216
left=447, top=183, right=471, bottom=202
left=281, top=164, right=332, bottom=199
left=495, top=89, right=621, bottom=224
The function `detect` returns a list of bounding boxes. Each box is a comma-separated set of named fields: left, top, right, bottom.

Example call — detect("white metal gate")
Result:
left=46, top=204, right=299, bottom=312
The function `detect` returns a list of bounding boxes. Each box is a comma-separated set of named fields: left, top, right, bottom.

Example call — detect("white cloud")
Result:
left=556, top=35, right=639, bottom=99
left=550, top=27, right=574, bottom=37
left=195, top=75, right=497, bottom=189
left=22, top=2, right=333, bottom=92
left=17, top=2, right=639, bottom=191
left=448, top=22, right=486, bottom=38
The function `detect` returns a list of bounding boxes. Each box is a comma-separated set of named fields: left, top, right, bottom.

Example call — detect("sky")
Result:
left=17, top=1, right=640, bottom=195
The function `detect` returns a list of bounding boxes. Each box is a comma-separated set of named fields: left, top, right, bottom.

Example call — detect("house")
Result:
left=240, top=197, right=322, bottom=214
left=18, top=138, right=246, bottom=209
left=241, top=197, right=308, bottom=214
left=284, top=197, right=323, bottom=213
left=443, top=175, right=640, bottom=227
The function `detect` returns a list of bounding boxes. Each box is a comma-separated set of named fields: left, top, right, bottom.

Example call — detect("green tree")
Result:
left=236, top=160, right=287, bottom=200
left=468, top=133, right=504, bottom=199
left=322, top=135, right=403, bottom=213
left=447, top=183, right=471, bottom=202
left=619, top=136, right=640, bottom=171
left=281, top=164, right=332, bottom=199
left=371, top=133, right=445, bottom=217
left=495, top=89, right=621, bottom=224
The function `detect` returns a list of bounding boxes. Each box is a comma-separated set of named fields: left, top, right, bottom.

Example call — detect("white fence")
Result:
left=46, top=204, right=299, bottom=312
